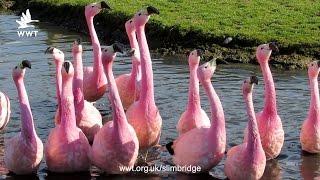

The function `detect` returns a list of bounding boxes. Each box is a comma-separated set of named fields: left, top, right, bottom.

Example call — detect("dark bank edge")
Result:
left=6, top=0, right=320, bottom=69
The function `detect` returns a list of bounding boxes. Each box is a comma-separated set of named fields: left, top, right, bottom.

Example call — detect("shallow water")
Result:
left=0, top=13, right=319, bottom=179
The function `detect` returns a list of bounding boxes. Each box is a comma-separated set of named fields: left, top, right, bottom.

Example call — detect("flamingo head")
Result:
left=188, top=49, right=203, bottom=67
left=308, top=60, right=320, bottom=78
left=12, top=60, right=31, bottom=80
left=62, top=61, right=74, bottom=79
left=127, top=48, right=140, bottom=65
left=242, top=76, right=258, bottom=94
left=197, top=58, right=216, bottom=84
left=101, top=43, right=124, bottom=63
left=45, top=47, right=64, bottom=64
left=256, top=42, right=279, bottom=63
left=85, top=1, right=111, bottom=18
left=72, top=38, right=83, bottom=53
left=125, top=18, right=135, bottom=34
left=133, top=6, right=159, bottom=27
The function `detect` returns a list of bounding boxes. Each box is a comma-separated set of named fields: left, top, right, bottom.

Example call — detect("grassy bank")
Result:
left=12, top=0, right=320, bottom=69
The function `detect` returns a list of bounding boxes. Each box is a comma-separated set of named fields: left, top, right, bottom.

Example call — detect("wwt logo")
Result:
left=16, top=9, right=39, bottom=37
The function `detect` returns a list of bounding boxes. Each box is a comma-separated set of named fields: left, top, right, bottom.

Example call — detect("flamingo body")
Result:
left=0, top=92, right=10, bottom=130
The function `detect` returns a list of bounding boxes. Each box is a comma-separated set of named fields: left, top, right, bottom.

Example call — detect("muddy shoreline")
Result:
left=8, top=0, right=320, bottom=69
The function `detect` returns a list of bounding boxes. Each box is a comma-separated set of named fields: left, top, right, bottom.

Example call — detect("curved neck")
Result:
left=15, top=78, right=36, bottom=141
left=55, top=61, right=62, bottom=117
left=308, top=77, right=320, bottom=125
left=73, top=50, right=84, bottom=121
left=136, top=25, right=155, bottom=108
left=202, top=80, right=225, bottom=138
left=244, top=91, right=261, bottom=157
left=61, top=76, right=77, bottom=131
left=103, top=60, right=128, bottom=134
left=86, top=16, right=103, bottom=83
left=260, top=62, right=277, bottom=116
left=186, top=65, right=201, bottom=111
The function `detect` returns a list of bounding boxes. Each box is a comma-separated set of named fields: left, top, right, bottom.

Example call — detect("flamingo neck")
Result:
left=202, top=80, right=225, bottom=140
left=55, top=61, right=62, bottom=117
left=127, top=31, right=140, bottom=89
left=15, top=78, right=36, bottom=141
left=308, top=77, right=320, bottom=125
left=186, top=64, right=201, bottom=112
left=86, top=16, right=103, bottom=84
left=104, top=60, right=128, bottom=134
left=260, top=62, right=277, bottom=116
left=60, top=76, right=77, bottom=131
left=73, top=50, right=84, bottom=122
left=136, top=25, right=155, bottom=108
left=244, top=90, right=262, bottom=160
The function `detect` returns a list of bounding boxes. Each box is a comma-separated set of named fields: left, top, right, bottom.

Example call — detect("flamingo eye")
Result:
left=261, top=47, right=263, bottom=50
left=138, top=13, right=142, bottom=16
left=312, top=64, right=314, bottom=66
left=91, top=5, right=94, bottom=8
left=15, top=66, right=17, bottom=69
left=191, top=53, right=194, bottom=55
left=205, top=66, right=207, bottom=69
left=130, top=20, right=132, bottom=23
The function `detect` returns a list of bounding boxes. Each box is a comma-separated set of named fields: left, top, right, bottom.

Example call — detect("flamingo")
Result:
left=166, top=59, right=226, bottom=173
left=0, top=91, right=10, bottom=130
left=126, top=6, right=162, bottom=151
left=91, top=44, right=138, bottom=174
left=224, top=76, right=266, bottom=180
left=244, top=42, right=284, bottom=160
left=300, top=60, right=320, bottom=153
left=4, top=60, right=43, bottom=174
left=177, top=49, right=210, bottom=135
left=45, top=47, right=63, bottom=124
left=115, top=18, right=141, bottom=110
left=71, top=39, right=102, bottom=143
left=45, top=61, right=91, bottom=173
left=83, top=1, right=111, bottom=102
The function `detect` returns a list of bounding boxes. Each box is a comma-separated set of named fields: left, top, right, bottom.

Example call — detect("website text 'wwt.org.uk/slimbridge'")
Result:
left=119, top=165, right=202, bottom=174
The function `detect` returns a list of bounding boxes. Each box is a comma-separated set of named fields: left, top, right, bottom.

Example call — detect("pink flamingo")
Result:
left=166, top=59, right=226, bottom=172
left=245, top=42, right=284, bottom=160
left=4, top=60, right=43, bottom=174
left=91, top=44, right=139, bottom=174
left=45, top=61, right=91, bottom=172
left=225, top=76, right=266, bottom=180
left=0, top=91, right=10, bottom=130
left=83, top=1, right=111, bottom=102
left=45, top=47, right=64, bottom=124
left=177, top=49, right=210, bottom=135
left=300, top=60, right=320, bottom=153
left=126, top=6, right=162, bottom=150
left=71, top=39, right=102, bottom=143
left=115, top=18, right=141, bottom=110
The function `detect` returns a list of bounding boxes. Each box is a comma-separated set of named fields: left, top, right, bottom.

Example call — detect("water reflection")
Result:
left=300, top=151, right=320, bottom=179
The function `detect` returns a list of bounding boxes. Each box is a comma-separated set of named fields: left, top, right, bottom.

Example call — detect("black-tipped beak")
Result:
left=75, top=38, right=82, bottom=45
left=250, top=76, right=258, bottom=85
left=63, top=62, right=70, bottom=74
left=113, top=43, right=124, bottom=54
left=45, top=47, right=54, bottom=54
left=21, top=60, right=31, bottom=69
left=127, top=49, right=135, bottom=57
left=100, top=1, right=111, bottom=9
left=147, top=6, right=159, bottom=15
left=196, top=49, right=203, bottom=57
left=317, top=61, right=320, bottom=67
left=269, top=42, right=279, bottom=53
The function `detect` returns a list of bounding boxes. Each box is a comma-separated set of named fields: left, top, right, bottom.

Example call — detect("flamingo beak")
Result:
left=100, top=1, right=111, bottom=10
left=268, top=42, right=279, bottom=53
left=208, top=58, right=217, bottom=68
left=147, top=6, right=159, bottom=15
left=317, top=60, right=320, bottom=67
left=196, top=49, right=204, bottom=57
left=21, top=60, right=31, bottom=69
left=127, top=48, right=135, bottom=57
left=63, top=62, right=70, bottom=74
left=250, top=76, right=258, bottom=85
left=45, top=47, right=54, bottom=54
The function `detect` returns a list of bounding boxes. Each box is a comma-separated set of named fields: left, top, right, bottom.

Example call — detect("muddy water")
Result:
left=0, top=13, right=319, bottom=180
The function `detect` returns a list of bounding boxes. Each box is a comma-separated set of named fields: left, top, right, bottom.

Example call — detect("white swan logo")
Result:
left=16, top=9, right=39, bottom=37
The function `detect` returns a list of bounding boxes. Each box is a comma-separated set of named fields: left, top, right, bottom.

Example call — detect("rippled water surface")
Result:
left=0, top=13, right=319, bottom=180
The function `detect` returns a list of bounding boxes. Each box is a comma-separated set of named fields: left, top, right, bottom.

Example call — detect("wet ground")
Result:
left=0, top=13, right=319, bottom=179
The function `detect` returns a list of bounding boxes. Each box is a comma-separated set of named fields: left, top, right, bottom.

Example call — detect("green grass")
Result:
left=31, top=0, right=320, bottom=47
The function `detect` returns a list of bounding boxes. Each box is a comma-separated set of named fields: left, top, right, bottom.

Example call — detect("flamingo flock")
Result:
left=0, top=1, right=319, bottom=179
